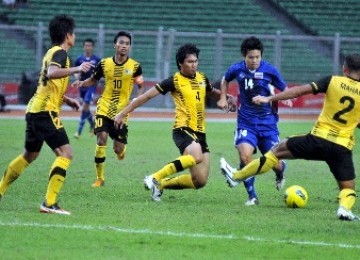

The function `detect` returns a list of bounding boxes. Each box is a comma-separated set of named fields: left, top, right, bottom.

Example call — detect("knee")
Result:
left=240, top=154, right=251, bottom=165
left=63, top=151, right=74, bottom=160
left=23, top=153, right=37, bottom=164
left=192, top=154, right=204, bottom=164
left=192, top=175, right=208, bottom=189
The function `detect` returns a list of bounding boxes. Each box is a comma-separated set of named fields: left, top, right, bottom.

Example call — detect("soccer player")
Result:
left=221, top=53, right=360, bottom=221
left=114, top=43, right=235, bottom=202
left=0, top=14, right=94, bottom=215
left=217, top=36, right=290, bottom=206
left=73, top=38, right=101, bottom=139
left=72, top=31, right=144, bottom=188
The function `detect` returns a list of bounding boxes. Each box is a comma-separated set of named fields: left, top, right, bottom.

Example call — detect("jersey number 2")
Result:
left=332, top=96, right=354, bottom=124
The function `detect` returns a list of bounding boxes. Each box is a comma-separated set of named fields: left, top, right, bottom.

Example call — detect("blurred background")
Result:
left=0, top=0, right=359, bottom=111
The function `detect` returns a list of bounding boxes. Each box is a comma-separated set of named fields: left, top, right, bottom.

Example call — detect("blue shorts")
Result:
left=79, top=86, right=96, bottom=104
left=234, top=123, right=279, bottom=154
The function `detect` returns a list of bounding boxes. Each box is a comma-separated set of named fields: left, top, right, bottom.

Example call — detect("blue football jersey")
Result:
left=75, top=54, right=101, bottom=82
left=224, top=60, right=286, bottom=125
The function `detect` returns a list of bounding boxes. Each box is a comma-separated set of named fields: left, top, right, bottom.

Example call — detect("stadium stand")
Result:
left=0, top=0, right=358, bottom=84
left=271, top=0, right=360, bottom=37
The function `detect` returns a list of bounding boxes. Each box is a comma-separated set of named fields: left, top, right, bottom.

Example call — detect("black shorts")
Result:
left=25, top=112, right=69, bottom=152
left=173, top=127, right=210, bottom=155
left=287, top=133, right=355, bottom=181
left=94, top=115, right=128, bottom=144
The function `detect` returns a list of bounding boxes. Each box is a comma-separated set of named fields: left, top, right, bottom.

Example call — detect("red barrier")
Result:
left=1, top=81, right=324, bottom=109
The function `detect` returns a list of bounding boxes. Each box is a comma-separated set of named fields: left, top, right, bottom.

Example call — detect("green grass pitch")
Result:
left=0, top=118, right=359, bottom=259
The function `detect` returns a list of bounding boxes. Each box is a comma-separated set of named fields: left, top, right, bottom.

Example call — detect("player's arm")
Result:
left=253, top=84, right=313, bottom=105
left=210, top=86, right=236, bottom=112
left=72, top=76, right=98, bottom=88
left=47, top=62, right=93, bottom=79
left=63, top=95, right=81, bottom=111
left=134, top=75, right=145, bottom=97
left=279, top=86, right=293, bottom=107
left=114, top=86, right=160, bottom=129
left=216, top=76, right=230, bottom=110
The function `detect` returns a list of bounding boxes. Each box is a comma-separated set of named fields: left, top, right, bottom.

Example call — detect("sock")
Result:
left=240, top=162, right=257, bottom=199
left=45, top=157, right=70, bottom=206
left=95, top=145, right=106, bottom=181
left=116, top=145, right=126, bottom=160
left=0, top=155, right=29, bottom=196
left=153, top=154, right=196, bottom=180
left=77, top=110, right=89, bottom=134
left=243, top=177, right=257, bottom=199
left=233, top=151, right=279, bottom=181
left=273, top=160, right=286, bottom=176
left=159, top=174, right=196, bottom=190
left=87, top=111, right=94, bottom=128
left=338, top=188, right=356, bottom=210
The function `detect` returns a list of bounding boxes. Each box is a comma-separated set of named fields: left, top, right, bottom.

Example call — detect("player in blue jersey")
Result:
left=217, top=36, right=291, bottom=206
left=74, top=38, right=101, bottom=139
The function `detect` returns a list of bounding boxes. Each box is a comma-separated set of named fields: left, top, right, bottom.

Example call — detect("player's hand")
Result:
left=281, top=99, right=293, bottom=108
left=79, top=62, right=94, bottom=73
left=217, top=96, right=229, bottom=112
left=64, top=96, right=81, bottom=111
left=226, top=94, right=237, bottom=112
left=71, top=80, right=83, bottom=88
left=252, top=95, right=270, bottom=105
left=114, top=112, right=126, bottom=130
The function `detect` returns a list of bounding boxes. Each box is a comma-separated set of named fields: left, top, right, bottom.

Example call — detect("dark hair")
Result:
left=344, top=54, right=360, bottom=71
left=48, top=14, right=75, bottom=45
left=240, top=36, right=263, bottom=57
left=175, top=44, right=200, bottom=70
left=113, top=31, right=132, bottom=45
left=83, top=38, right=95, bottom=46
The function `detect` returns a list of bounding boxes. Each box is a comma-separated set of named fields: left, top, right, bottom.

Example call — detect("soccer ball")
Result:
left=284, top=185, right=308, bottom=208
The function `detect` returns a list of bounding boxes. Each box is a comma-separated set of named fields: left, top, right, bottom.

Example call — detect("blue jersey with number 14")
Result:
left=224, top=60, right=286, bottom=125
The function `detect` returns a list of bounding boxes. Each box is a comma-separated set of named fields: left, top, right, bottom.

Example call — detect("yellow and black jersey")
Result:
left=94, top=56, right=142, bottom=121
left=156, top=71, right=213, bottom=133
left=26, top=46, right=70, bottom=113
left=311, top=75, right=360, bottom=149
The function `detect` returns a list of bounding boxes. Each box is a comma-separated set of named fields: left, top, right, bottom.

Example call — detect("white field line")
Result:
left=0, top=221, right=359, bottom=249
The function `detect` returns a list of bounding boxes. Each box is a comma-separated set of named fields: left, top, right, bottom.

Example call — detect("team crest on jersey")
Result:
left=254, top=72, right=263, bottom=79
left=199, top=81, right=206, bottom=87
left=124, top=69, right=132, bottom=74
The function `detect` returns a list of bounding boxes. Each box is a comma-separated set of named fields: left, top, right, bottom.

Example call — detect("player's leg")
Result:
left=231, top=134, right=309, bottom=181
left=258, top=132, right=286, bottom=191
left=39, top=112, right=72, bottom=215
left=158, top=142, right=206, bottom=190
left=234, top=127, right=259, bottom=205
left=74, top=88, right=87, bottom=138
left=237, top=143, right=259, bottom=205
left=144, top=128, right=201, bottom=201
left=0, top=114, right=42, bottom=198
left=328, top=147, right=359, bottom=221
left=84, top=87, right=96, bottom=133
left=111, top=123, right=128, bottom=160
left=92, top=116, right=110, bottom=187
left=0, top=151, right=36, bottom=198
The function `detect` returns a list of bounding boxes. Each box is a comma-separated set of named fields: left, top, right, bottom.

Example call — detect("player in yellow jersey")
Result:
left=72, top=31, right=144, bottom=187
left=114, top=44, right=235, bottom=202
left=220, top=53, right=360, bottom=221
left=0, top=15, right=94, bottom=215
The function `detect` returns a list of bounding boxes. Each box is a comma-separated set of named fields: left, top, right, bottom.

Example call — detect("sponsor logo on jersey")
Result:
left=254, top=72, right=263, bottom=79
